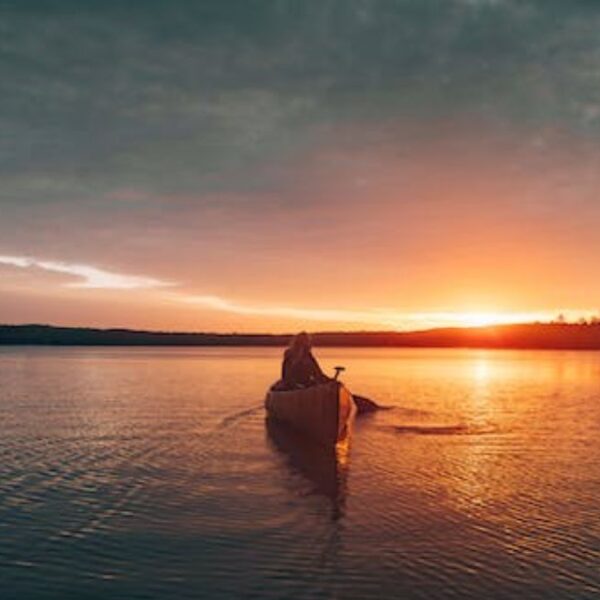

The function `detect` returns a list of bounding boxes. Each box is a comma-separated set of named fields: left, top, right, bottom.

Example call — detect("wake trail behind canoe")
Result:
left=392, top=423, right=499, bottom=436
left=370, top=404, right=500, bottom=437
left=217, top=404, right=264, bottom=429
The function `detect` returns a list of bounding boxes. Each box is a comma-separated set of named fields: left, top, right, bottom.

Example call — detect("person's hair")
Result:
left=289, top=331, right=311, bottom=353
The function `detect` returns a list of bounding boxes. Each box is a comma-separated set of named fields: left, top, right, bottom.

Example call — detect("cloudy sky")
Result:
left=2, top=0, right=600, bottom=332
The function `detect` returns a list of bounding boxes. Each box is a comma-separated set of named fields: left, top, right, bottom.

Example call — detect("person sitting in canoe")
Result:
left=270, top=332, right=380, bottom=413
left=277, top=332, right=331, bottom=390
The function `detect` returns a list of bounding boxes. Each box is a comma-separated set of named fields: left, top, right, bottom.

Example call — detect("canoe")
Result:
left=265, top=381, right=356, bottom=446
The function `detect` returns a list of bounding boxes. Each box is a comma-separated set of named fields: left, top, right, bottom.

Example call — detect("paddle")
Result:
left=332, top=366, right=385, bottom=415
left=352, top=394, right=381, bottom=415
left=333, top=366, right=346, bottom=380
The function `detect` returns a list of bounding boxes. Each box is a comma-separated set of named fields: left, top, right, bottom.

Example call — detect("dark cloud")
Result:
left=2, top=0, right=600, bottom=269
left=3, top=1, right=600, bottom=198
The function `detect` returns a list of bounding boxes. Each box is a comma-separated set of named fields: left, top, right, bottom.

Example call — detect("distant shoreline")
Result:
left=3, top=323, right=600, bottom=350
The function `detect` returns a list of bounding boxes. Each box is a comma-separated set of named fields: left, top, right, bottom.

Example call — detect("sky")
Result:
left=2, top=0, right=600, bottom=332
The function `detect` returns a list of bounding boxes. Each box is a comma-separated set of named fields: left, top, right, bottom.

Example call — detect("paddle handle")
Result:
left=333, top=366, right=346, bottom=380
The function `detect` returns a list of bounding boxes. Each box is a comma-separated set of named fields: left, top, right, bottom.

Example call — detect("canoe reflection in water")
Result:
left=266, top=418, right=350, bottom=521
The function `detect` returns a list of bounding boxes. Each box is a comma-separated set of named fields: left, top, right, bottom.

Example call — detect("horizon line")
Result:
left=2, top=319, right=598, bottom=338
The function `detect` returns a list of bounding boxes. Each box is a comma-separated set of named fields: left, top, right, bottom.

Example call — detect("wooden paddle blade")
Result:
left=353, top=394, right=380, bottom=415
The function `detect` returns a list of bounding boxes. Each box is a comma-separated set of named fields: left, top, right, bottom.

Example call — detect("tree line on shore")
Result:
left=2, top=322, right=600, bottom=349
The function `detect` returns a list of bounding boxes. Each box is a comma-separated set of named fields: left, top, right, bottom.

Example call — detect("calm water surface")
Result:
left=1, top=347, right=600, bottom=599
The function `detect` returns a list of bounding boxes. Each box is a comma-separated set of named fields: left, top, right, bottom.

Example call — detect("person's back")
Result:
left=280, top=332, right=329, bottom=389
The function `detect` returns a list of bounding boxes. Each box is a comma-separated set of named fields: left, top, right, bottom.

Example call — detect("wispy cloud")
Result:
left=181, top=294, right=388, bottom=324
left=180, top=294, right=590, bottom=330
left=0, top=255, right=173, bottom=290
left=2, top=255, right=596, bottom=329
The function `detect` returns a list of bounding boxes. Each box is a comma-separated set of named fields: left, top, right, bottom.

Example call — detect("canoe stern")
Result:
left=265, top=381, right=355, bottom=446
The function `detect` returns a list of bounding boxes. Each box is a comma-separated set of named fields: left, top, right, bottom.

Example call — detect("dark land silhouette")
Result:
left=3, top=323, right=600, bottom=349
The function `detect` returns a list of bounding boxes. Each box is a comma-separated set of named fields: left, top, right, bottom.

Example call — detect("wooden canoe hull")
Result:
left=265, top=381, right=356, bottom=446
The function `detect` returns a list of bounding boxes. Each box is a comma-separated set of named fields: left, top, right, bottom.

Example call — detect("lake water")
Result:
left=1, top=346, right=600, bottom=599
